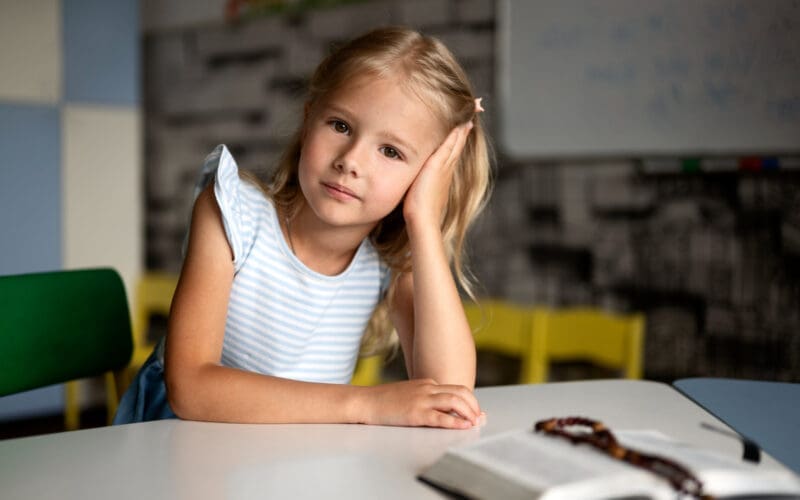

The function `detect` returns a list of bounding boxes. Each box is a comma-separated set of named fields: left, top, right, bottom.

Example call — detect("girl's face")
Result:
left=297, top=75, right=445, bottom=234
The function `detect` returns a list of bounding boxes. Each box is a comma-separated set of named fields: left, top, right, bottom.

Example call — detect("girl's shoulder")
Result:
left=196, top=144, right=274, bottom=214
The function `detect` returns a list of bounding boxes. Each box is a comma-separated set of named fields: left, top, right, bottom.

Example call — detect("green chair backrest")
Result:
left=0, top=268, right=133, bottom=396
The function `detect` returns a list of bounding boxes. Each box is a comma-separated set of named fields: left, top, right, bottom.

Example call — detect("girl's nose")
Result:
left=333, top=144, right=362, bottom=177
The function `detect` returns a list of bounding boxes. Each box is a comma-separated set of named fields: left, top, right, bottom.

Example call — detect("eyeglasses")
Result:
left=534, top=416, right=715, bottom=500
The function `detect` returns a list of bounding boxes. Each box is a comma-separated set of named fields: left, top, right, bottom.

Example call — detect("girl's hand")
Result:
left=403, top=121, right=473, bottom=231
left=356, top=378, right=482, bottom=429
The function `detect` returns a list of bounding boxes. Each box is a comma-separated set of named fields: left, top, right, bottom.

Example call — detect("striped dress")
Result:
left=209, top=145, right=389, bottom=384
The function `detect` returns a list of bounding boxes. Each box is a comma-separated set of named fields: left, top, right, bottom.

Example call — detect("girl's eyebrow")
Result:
left=326, top=104, right=419, bottom=158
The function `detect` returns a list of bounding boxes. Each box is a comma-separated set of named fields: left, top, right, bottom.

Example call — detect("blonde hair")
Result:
left=267, top=27, right=493, bottom=356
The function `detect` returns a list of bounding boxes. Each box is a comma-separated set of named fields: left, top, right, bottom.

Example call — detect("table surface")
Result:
left=0, top=380, right=790, bottom=500
left=674, top=377, right=800, bottom=474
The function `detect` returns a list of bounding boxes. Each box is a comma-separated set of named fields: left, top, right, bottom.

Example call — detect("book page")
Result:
left=616, top=431, right=800, bottom=498
left=423, top=429, right=800, bottom=500
left=453, top=430, right=672, bottom=499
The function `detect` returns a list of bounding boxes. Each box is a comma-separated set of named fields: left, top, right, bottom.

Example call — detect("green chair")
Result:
left=0, top=268, right=133, bottom=430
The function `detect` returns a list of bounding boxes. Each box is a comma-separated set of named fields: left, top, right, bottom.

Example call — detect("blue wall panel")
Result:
left=1, top=1, right=140, bottom=423
left=63, top=0, right=140, bottom=105
left=0, top=103, right=61, bottom=276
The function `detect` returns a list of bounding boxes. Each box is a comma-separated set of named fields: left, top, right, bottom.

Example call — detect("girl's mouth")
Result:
left=322, top=182, right=360, bottom=201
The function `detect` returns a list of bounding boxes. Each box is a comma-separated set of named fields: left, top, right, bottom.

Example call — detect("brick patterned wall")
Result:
left=471, top=162, right=800, bottom=381
left=143, top=0, right=799, bottom=381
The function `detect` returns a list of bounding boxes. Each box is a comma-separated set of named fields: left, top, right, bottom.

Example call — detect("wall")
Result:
left=140, top=0, right=799, bottom=381
left=0, top=0, right=142, bottom=420
left=497, top=0, right=800, bottom=156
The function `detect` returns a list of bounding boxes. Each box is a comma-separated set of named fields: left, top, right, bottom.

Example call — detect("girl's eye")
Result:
left=331, top=120, right=349, bottom=134
left=380, top=146, right=401, bottom=160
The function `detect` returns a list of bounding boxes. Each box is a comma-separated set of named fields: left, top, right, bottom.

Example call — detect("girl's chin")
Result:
left=304, top=209, right=378, bottom=233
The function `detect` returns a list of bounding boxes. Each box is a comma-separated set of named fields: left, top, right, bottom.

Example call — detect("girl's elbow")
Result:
left=164, top=368, right=200, bottom=420
left=165, top=380, right=188, bottom=419
left=166, top=386, right=191, bottom=420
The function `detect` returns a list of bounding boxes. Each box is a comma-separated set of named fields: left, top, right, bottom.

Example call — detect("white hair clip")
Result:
left=474, top=97, right=485, bottom=113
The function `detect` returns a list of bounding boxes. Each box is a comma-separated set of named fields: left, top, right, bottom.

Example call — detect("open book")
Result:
left=419, top=428, right=800, bottom=500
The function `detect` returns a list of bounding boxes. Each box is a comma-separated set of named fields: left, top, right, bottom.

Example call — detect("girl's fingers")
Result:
left=429, top=122, right=472, bottom=171
left=371, top=380, right=482, bottom=429
left=453, top=121, right=473, bottom=155
left=429, top=391, right=480, bottom=424
left=430, top=411, right=474, bottom=429
left=432, top=384, right=482, bottom=416
left=426, top=125, right=462, bottom=169
left=442, top=122, right=472, bottom=169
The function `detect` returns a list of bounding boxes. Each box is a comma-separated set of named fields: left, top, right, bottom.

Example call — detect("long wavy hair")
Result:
left=264, top=27, right=493, bottom=356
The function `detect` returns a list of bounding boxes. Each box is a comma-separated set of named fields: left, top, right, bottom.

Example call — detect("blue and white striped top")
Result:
left=205, top=145, right=389, bottom=384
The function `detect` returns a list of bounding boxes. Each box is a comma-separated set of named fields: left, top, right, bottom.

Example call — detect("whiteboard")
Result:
left=497, top=0, right=800, bottom=158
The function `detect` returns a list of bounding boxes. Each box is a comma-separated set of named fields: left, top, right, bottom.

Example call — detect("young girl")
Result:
left=115, top=26, right=492, bottom=429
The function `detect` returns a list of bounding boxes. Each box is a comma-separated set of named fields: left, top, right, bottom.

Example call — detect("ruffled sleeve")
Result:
left=190, top=144, right=262, bottom=272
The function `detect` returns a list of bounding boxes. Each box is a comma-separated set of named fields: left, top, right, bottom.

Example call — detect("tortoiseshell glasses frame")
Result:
left=534, top=416, right=715, bottom=500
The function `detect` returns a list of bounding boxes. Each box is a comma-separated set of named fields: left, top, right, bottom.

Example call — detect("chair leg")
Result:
left=104, top=371, right=120, bottom=425
left=625, top=315, right=645, bottom=379
left=521, top=311, right=548, bottom=384
left=64, top=381, right=80, bottom=431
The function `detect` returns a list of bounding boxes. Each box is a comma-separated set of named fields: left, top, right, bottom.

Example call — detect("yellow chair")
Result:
left=464, top=300, right=533, bottom=384
left=64, top=373, right=122, bottom=429
left=350, top=300, right=531, bottom=386
left=350, top=355, right=384, bottom=386
left=526, top=307, right=645, bottom=383
left=128, top=272, right=179, bottom=381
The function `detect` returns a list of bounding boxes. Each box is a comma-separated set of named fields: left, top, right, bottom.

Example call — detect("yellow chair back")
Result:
left=527, top=307, right=644, bottom=383
left=464, top=300, right=536, bottom=384
left=350, top=355, right=383, bottom=386
left=325, top=301, right=646, bottom=388
left=130, top=272, right=179, bottom=375
left=464, top=300, right=531, bottom=357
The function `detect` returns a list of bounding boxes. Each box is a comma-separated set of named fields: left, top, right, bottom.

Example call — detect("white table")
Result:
left=0, top=380, right=788, bottom=499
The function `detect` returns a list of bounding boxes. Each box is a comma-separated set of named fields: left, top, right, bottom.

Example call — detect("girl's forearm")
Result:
left=167, top=363, right=481, bottom=428
left=406, top=220, right=477, bottom=388
left=167, top=363, right=371, bottom=424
